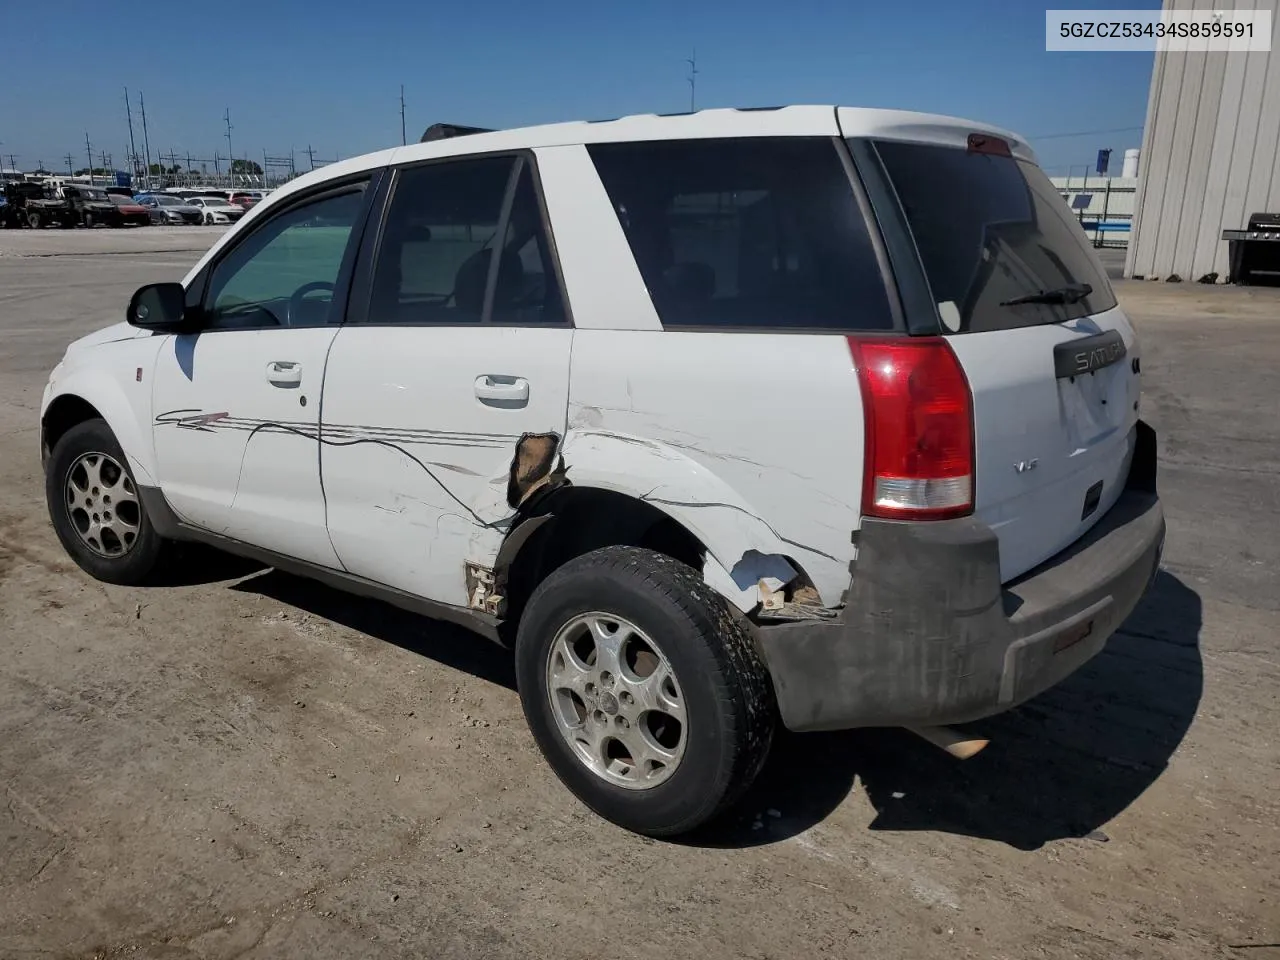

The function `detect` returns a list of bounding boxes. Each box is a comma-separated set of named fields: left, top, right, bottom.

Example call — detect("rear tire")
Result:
left=45, top=418, right=170, bottom=585
left=28, top=212, right=42, bottom=229
left=515, top=546, right=775, bottom=837
left=83, top=212, right=94, bottom=228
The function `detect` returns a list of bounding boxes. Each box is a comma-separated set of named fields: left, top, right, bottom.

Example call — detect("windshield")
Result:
left=80, top=190, right=108, bottom=201
left=155, top=196, right=184, bottom=206
left=870, top=140, right=1117, bottom=332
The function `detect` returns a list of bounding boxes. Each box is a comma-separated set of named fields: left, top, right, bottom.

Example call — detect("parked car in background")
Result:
left=186, top=196, right=246, bottom=224
left=60, top=186, right=120, bottom=228
left=137, top=194, right=203, bottom=225
left=106, top=193, right=152, bottom=227
left=1, top=181, right=76, bottom=228
left=229, top=191, right=261, bottom=210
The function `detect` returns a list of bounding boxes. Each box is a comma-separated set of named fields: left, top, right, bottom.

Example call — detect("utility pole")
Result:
left=139, top=91, right=154, bottom=182
left=124, top=87, right=140, bottom=182
left=85, top=133, right=94, bottom=183
left=99, top=150, right=112, bottom=183
left=686, top=49, right=699, bottom=112
left=5, top=154, right=16, bottom=174
left=224, top=108, right=234, bottom=186
left=64, top=154, right=75, bottom=177
left=400, top=84, right=407, bottom=145
left=305, top=144, right=316, bottom=171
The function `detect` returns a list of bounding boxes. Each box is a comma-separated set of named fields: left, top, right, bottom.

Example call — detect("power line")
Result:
left=139, top=91, right=154, bottom=180
left=685, top=49, right=699, bottom=112
left=1027, top=125, right=1143, bottom=141
left=224, top=108, right=234, bottom=185
left=125, top=87, right=140, bottom=181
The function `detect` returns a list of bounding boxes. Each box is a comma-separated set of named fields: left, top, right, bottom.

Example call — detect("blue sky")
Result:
left=0, top=0, right=1158, bottom=176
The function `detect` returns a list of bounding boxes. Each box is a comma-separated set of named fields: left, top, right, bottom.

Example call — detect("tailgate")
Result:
left=947, top=308, right=1139, bottom=580
left=867, top=134, right=1140, bottom=581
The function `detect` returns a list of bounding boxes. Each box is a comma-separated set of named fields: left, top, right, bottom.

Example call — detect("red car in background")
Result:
left=106, top=193, right=152, bottom=227
left=228, top=191, right=261, bottom=210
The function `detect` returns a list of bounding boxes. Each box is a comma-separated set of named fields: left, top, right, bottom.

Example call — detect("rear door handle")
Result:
left=267, top=360, right=302, bottom=387
left=474, top=375, right=530, bottom=405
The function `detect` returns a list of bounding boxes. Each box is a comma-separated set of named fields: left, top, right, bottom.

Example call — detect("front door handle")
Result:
left=267, top=360, right=302, bottom=387
left=474, top=375, right=530, bottom=405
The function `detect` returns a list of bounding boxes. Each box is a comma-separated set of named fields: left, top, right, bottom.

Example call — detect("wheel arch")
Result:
left=485, top=428, right=832, bottom=622
left=42, top=377, right=156, bottom=486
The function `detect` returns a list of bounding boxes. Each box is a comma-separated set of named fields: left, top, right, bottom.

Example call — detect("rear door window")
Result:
left=588, top=138, right=895, bottom=331
left=871, top=140, right=1118, bottom=333
left=367, top=156, right=564, bottom=326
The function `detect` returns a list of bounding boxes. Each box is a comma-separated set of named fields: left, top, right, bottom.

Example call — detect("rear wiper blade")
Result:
left=1001, top=283, right=1093, bottom=307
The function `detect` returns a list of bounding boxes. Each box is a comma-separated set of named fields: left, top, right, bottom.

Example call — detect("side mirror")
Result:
left=127, top=282, right=190, bottom=331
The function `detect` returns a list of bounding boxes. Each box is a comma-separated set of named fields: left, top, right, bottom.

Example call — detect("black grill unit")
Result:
left=1221, top=212, right=1280, bottom=285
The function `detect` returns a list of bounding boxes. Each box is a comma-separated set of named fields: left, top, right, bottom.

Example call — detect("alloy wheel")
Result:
left=64, top=452, right=141, bottom=558
left=545, top=612, right=687, bottom=790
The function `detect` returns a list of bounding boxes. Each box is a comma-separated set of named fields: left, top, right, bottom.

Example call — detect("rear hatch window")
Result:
left=870, top=139, right=1118, bottom=333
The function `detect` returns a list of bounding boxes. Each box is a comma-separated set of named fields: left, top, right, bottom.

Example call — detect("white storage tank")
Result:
left=1122, top=148, right=1140, bottom=179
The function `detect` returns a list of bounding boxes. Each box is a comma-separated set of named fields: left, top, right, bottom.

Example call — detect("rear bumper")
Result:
left=756, top=420, right=1165, bottom=732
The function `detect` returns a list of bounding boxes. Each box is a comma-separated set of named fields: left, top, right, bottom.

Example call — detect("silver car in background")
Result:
left=138, top=195, right=203, bottom=225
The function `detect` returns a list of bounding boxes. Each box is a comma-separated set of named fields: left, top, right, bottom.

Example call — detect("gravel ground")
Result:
left=0, top=228, right=1276, bottom=960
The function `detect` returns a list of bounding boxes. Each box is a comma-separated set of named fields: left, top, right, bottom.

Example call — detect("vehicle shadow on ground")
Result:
left=146, top=543, right=268, bottom=587
left=692, top=569, right=1203, bottom=851
left=222, top=560, right=1200, bottom=852
left=229, top=568, right=518, bottom=691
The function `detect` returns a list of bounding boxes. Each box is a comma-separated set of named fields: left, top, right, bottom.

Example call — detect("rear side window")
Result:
left=872, top=140, right=1118, bottom=333
left=588, top=138, right=895, bottom=331
left=368, top=156, right=564, bottom=326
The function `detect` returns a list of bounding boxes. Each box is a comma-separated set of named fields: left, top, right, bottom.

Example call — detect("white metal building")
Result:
left=1126, top=0, right=1280, bottom=281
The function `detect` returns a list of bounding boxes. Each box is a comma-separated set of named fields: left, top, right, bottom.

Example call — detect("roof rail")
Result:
left=420, top=123, right=495, bottom=143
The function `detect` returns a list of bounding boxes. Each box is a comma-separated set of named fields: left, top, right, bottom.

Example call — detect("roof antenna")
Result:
left=685, top=48, right=699, bottom=112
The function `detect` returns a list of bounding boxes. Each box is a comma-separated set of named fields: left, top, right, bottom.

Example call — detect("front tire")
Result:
left=28, top=212, right=43, bottom=229
left=83, top=212, right=94, bottom=228
left=515, top=547, right=775, bottom=837
left=45, top=419, right=169, bottom=585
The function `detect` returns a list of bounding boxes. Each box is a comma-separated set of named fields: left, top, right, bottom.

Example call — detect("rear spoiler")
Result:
left=420, top=123, right=494, bottom=143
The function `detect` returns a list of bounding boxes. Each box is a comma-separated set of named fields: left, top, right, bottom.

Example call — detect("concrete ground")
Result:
left=1097, top=246, right=1127, bottom=280
left=0, top=228, right=1276, bottom=960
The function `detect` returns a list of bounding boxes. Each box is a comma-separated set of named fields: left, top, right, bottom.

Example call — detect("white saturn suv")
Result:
left=40, top=107, right=1165, bottom=836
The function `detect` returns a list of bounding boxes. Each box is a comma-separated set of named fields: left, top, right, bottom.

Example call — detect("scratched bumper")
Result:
left=755, top=421, right=1165, bottom=732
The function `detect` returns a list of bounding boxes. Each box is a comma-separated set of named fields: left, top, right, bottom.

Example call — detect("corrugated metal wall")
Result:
left=1126, top=0, right=1280, bottom=280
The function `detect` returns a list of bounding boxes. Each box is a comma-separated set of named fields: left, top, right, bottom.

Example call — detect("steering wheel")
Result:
left=286, top=281, right=335, bottom=326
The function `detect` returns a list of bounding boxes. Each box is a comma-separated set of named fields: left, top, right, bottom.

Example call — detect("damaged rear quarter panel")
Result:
left=565, top=330, right=865, bottom=607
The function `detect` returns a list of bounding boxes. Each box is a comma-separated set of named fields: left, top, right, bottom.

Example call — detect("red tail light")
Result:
left=848, top=336, right=974, bottom=520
